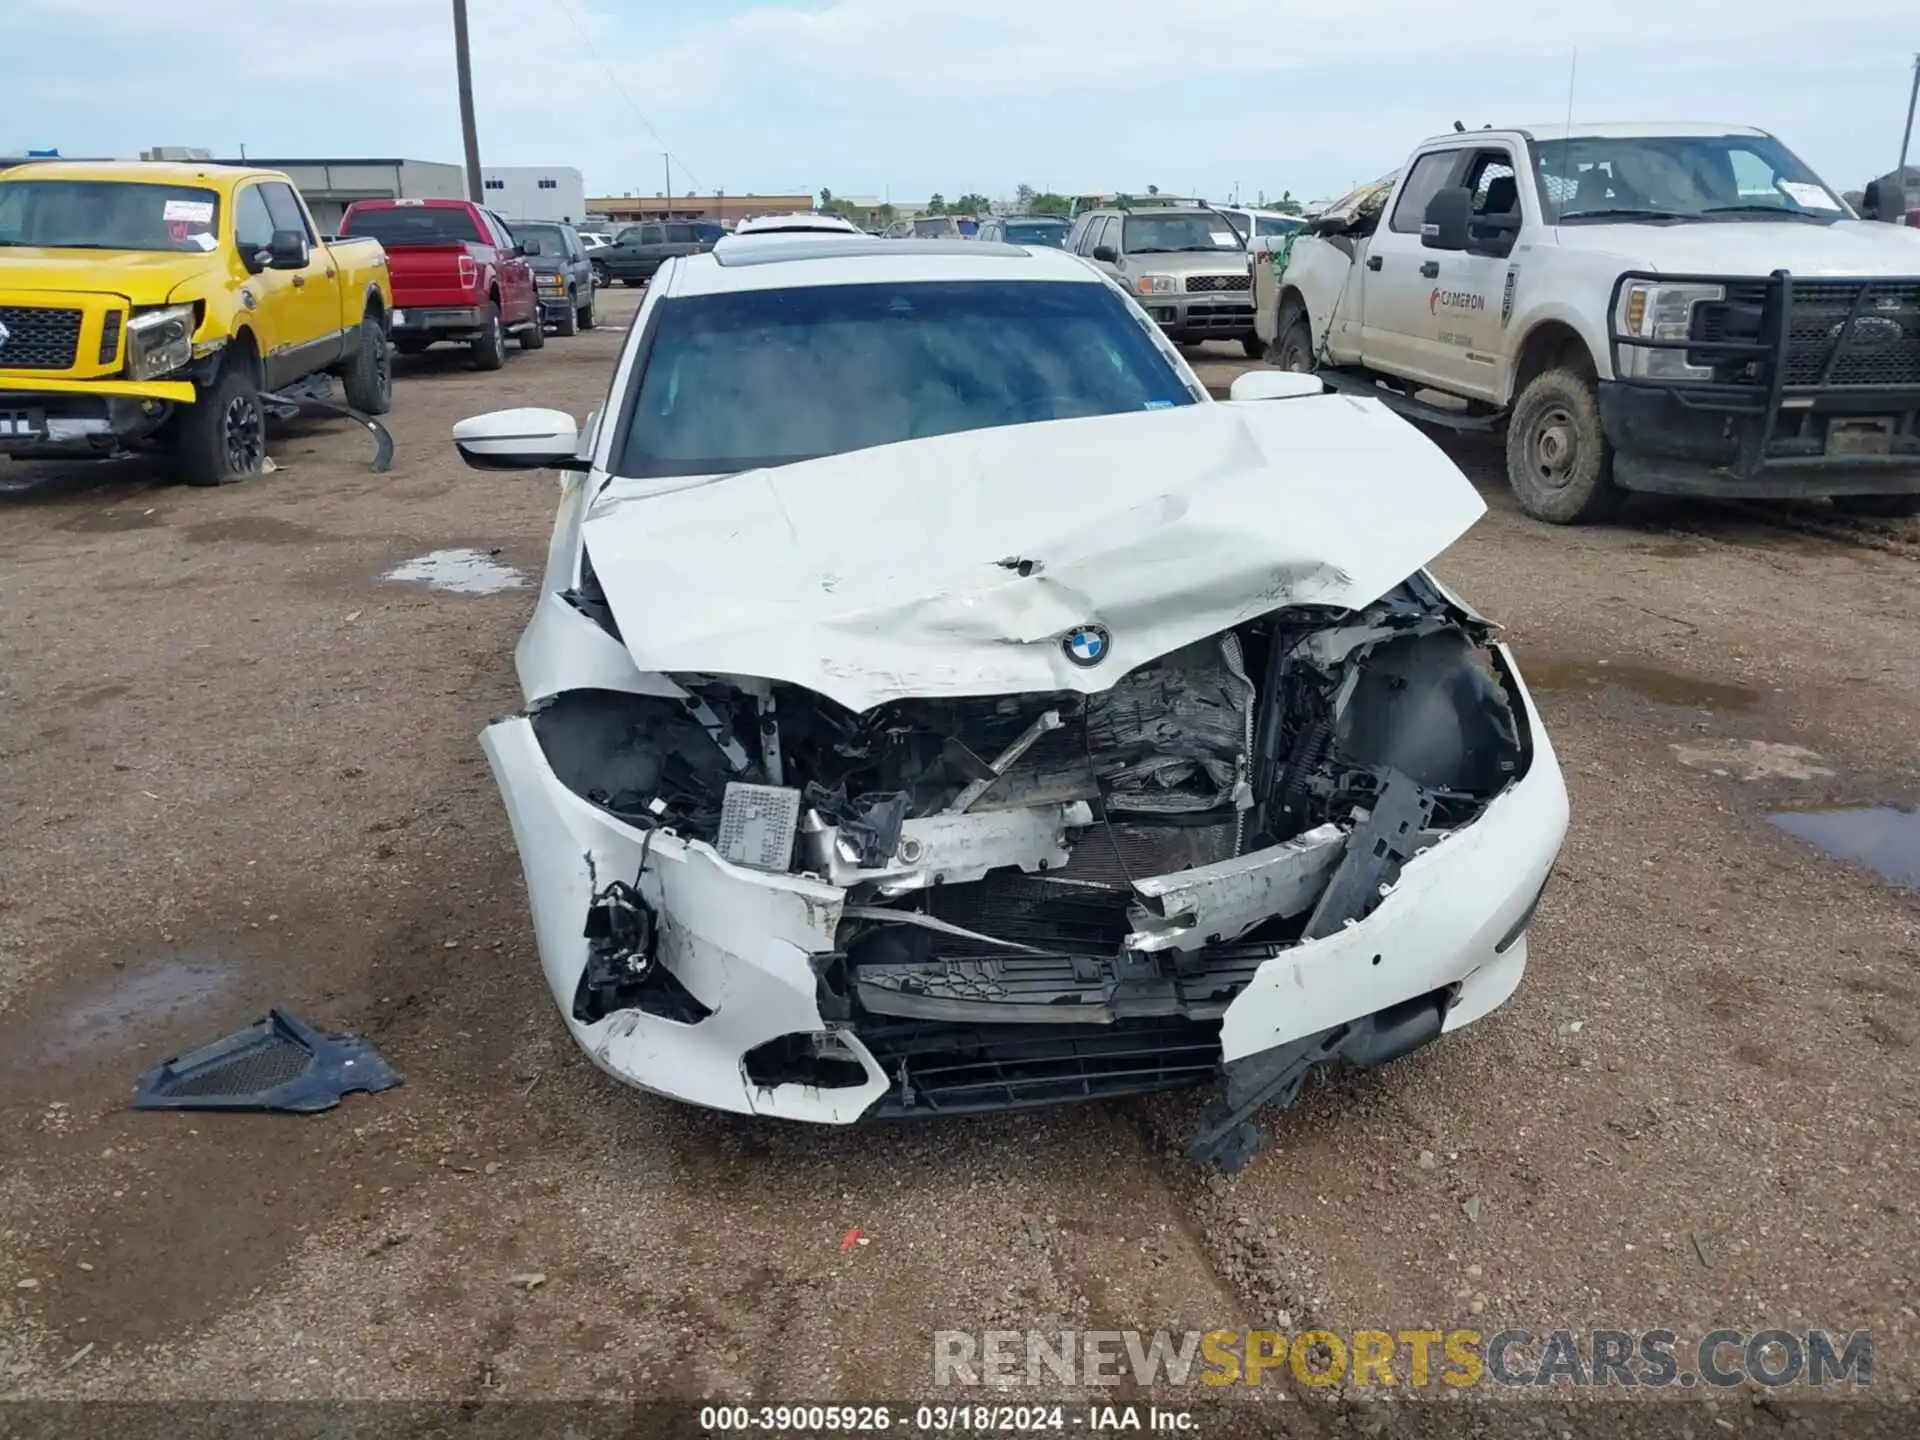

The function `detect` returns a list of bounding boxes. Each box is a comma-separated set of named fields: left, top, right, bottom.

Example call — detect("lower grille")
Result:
left=1186, top=273, right=1251, bottom=293
left=860, top=1014, right=1223, bottom=1114
left=0, top=305, right=83, bottom=370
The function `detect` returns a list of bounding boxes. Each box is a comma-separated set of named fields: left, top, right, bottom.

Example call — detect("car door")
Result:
left=258, top=180, right=345, bottom=372
left=604, top=226, right=644, bottom=278
left=231, top=183, right=300, bottom=386
left=1418, top=146, right=1524, bottom=401
left=1359, top=147, right=1467, bottom=380
left=488, top=210, right=537, bottom=323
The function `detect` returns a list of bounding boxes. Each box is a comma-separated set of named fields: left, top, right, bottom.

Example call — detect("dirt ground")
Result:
left=1, top=296, right=1916, bottom=1430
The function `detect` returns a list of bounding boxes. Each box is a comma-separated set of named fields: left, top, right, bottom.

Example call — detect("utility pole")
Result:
left=1899, top=52, right=1920, bottom=184
left=664, top=154, right=673, bottom=216
left=452, top=0, right=483, bottom=202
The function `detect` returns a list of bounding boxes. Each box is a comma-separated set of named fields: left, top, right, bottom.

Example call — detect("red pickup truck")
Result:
left=338, top=198, right=542, bottom=370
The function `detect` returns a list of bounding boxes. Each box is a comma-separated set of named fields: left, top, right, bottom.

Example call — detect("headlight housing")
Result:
left=125, top=304, right=196, bottom=381
left=1135, top=273, right=1179, bottom=296
left=1614, top=281, right=1724, bottom=380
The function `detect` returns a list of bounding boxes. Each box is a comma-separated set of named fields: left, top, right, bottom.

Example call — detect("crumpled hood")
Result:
left=1561, top=219, right=1920, bottom=277
left=581, top=397, right=1486, bottom=711
left=0, top=250, right=224, bottom=305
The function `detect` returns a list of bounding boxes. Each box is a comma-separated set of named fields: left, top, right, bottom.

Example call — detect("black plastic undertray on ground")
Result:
left=131, top=1008, right=402, bottom=1112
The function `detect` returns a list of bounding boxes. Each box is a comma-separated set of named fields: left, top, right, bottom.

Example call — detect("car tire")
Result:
left=339, top=314, right=392, bottom=416
left=1830, top=493, right=1920, bottom=518
left=172, top=360, right=267, bottom=487
left=1505, top=368, right=1627, bottom=525
left=1269, top=304, right=1314, bottom=372
left=556, top=290, right=580, bottom=336
left=578, top=291, right=596, bottom=330
left=471, top=304, right=507, bottom=371
left=518, top=308, right=546, bottom=351
left=592, top=262, right=609, bottom=288
left=621, top=277, right=641, bottom=288
left=1240, top=335, right=1265, bottom=359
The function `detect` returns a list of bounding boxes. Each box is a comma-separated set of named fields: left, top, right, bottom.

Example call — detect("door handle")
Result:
left=291, top=274, right=307, bottom=288
left=1366, top=255, right=1383, bottom=271
left=1419, top=260, right=1440, bottom=278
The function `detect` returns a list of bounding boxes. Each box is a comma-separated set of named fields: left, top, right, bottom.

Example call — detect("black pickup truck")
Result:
left=589, top=220, right=723, bottom=287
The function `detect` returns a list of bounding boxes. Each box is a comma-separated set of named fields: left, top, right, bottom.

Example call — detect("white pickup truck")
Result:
left=1252, top=123, right=1920, bottom=522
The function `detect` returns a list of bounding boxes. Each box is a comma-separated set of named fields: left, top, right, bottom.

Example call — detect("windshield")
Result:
left=1122, top=213, right=1243, bottom=253
left=0, top=180, right=221, bottom=253
left=618, top=280, right=1196, bottom=477
left=341, top=205, right=482, bottom=245
left=1256, top=215, right=1302, bottom=237
left=1530, top=133, right=1847, bottom=223
left=912, top=217, right=957, bottom=236
left=1004, top=220, right=1070, bottom=247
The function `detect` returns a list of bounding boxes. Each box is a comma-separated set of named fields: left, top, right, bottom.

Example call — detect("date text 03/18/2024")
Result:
left=698, top=1404, right=1195, bottom=1432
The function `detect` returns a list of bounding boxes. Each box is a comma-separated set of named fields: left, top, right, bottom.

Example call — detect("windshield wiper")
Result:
left=1557, top=208, right=1691, bottom=224
left=1128, top=246, right=1173, bottom=253
left=1702, top=204, right=1827, bottom=222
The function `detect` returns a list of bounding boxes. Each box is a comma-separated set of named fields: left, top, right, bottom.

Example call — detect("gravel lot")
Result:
left=2, top=295, right=1916, bottom=1428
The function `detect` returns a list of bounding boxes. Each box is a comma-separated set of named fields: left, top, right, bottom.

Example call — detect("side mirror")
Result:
left=1862, top=180, right=1907, bottom=223
left=267, top=229, right=309, bottom=270
left=519, top=238, right=542, bottom=256
left=1229, top=371, right=1325, bottom=401
left=1092, top=244, right=1118, bottom=263
left=1422, top=188, right=1472, bottom=250
left=453, top=407, right=589, bottom=472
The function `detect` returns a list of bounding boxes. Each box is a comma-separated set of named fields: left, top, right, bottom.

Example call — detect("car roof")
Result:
left=1423, top=121, right=1770, bottom=146
left=668, top=238, right=1104, bottom=295
left=1, top=160, right=280, bottom=191
left=732, top=212, right=862, bottom=235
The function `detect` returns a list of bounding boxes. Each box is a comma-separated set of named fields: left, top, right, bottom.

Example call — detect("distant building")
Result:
left=590, top=193, right=814, bottom=226
left=481, top=165, right=587, bottom=224
left=207, top=156, right=467, bottom=232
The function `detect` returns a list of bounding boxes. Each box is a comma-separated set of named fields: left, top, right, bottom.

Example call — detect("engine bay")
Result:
left=534, top=573, right=1529, bottom=1049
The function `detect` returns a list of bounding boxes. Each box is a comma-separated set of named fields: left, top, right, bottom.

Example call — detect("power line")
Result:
left=547, top=0, right=703, bottom=192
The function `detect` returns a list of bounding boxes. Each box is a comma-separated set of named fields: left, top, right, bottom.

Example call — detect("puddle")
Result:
left=383, top=547, right=526, bottom=595
left=56, top=508, right=162, bottom=534
left=1527, top=657, right=1760, bottom=712
left=1769, top=807, right=1920, bottom=889
left=183, top=516, right=327, bottom=546
left=1, top=953, right=239, bottom=1072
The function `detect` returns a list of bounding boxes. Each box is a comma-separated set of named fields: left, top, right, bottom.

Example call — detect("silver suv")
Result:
left=1064, top=202, right=1259, bottom=355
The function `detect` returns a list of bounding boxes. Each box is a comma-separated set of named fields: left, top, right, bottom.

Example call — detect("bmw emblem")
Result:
left=1062, top=625, right=1111, bottom=668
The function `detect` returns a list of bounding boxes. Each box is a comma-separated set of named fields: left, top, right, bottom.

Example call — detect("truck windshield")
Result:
left=1530, top=133, right=1847, bottom=224
left=618, top=280, right=1196, bottom=477
left=514, top=223, right=568, bottom=255
left=1004, top=220, right=1070, bottom=246
left=0, top=180, right=221, bottom=253
left=1122, top=213, right=1243, bottom=253
left=342, top=206, right=483, bottom=245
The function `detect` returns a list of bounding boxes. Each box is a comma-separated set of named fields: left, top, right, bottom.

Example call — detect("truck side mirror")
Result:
left=1421, top=188, right=1471, bottom=250
left=266, top=229, right=310, bottom=270
left=1092, top=244, right=1118, bottom=263
left=1862, top=180, right=1906, bottom=223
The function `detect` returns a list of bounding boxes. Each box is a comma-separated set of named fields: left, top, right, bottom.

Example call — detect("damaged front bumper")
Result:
left=480, top=645, right=1567, bottom=1146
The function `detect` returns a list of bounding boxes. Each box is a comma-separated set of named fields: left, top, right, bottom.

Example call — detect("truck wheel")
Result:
left=1240, top=335, right=1265, bottom=359
left=172, top=362, right=267, bottom=487
left=339, top=315, right=392, bottom=416
left=518, top=309, right=546, bottom=351
left=621, top=278, right=642, bottom=288
left=1505, top=368, right=1626, bottom=524
left=471, top=304, right=507, bottom=371
left=592, top=262, right=609, bottom=288
left=1269, top=306, right=1314, bottom=372
left=578, top=291, right=596, bottom=330
left=1830, top=493, right=1920, bottom=518
left=556, top=290, right=580, bottom=336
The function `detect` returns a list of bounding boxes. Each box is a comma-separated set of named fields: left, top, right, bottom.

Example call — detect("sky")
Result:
left=2, top=0, right=1916, bottom=206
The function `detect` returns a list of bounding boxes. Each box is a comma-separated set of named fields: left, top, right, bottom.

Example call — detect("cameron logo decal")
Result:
left=1430, top=288, right=1487, bottom=316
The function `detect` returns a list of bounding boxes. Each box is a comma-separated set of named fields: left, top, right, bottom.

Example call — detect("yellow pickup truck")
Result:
left=0, top=161, right=393, bottom=485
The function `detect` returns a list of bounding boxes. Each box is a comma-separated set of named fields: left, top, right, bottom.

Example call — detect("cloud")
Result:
left=2, top=0, right=1912, bottom=198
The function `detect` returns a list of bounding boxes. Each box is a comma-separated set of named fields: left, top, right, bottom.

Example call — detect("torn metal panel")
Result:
left=1085, top=639, right=1251, bottom=817
left=802, top=801, right=1094, bottom=894
left=1126, top=823, right=1347, bottom=953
